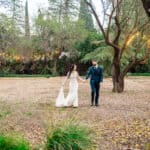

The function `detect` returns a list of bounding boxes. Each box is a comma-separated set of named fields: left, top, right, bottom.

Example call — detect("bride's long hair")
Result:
left=68, top=64, right=76, bottom=78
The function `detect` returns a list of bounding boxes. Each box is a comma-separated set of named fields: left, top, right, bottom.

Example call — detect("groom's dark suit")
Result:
left=86, top=66, right=103, bottom=106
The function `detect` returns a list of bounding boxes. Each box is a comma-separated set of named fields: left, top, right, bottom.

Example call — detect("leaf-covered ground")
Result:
left=0, top=77, right=149, bottom=150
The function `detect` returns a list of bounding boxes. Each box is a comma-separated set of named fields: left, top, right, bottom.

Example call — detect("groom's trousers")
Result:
left=90, top=80, right=100, bottom=106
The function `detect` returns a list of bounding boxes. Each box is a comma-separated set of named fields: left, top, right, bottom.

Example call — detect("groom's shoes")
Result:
left=95, top=104, right=99, bottom=107
left=90, top=104, right=94, bottom=107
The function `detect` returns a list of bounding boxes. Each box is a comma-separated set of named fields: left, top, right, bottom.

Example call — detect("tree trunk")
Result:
left=112, top=49, right=124, bottom=93
left=112, top=68, right=124, bottom=93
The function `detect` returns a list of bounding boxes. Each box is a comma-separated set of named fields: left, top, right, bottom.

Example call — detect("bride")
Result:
left=56, top=64, right=85, bottom=108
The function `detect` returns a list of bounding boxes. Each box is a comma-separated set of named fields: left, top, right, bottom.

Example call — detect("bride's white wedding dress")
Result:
left=56, top=71, right=83, bottom=108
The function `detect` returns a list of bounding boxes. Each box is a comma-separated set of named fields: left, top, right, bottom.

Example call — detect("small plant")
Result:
left=46, top=122, right=93, bottom=150
left=0, top=134, right=30, bottom=150
left=0, top=111, right=11, bottom=119
left=24, top=112, right=32, bottom=117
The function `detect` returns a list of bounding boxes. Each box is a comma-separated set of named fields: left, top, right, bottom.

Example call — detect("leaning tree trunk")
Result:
left=112, top=50, right=125, bottom=93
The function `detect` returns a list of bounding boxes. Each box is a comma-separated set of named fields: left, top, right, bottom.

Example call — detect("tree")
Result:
left=48, top=0, right=78, bottom=22
left=0, top=0, right=24, bottom=32
left=79, top=0, right=95, bottom=31
left=0, top=13, right=21, bottom=52
left=84, top=0, right=150, bottom=93
left=25, top=0, right=30, bottom=38
left=0, top=0, right=32, bottom=60
left=76, top=32, right=102, bottom=59
left=81, top=36, right=113, bottom=76
left=0, top=0, right=11, bottom=7
left=11, top=0, right=24, bottom=28
left=34, top=8, right=87, bottom=74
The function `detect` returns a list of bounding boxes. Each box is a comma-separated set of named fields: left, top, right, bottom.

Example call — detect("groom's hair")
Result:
left=92, top=59, right=97, bottom=62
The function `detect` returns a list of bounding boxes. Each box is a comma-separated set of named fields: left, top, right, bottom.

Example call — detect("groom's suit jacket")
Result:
left=86, top=66, right=103, bottom=83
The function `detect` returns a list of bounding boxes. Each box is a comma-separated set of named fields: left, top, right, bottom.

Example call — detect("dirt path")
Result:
left=0, top=77, right=150, bottom=149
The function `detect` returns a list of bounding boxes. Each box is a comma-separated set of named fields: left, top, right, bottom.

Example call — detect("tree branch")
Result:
left=84, top=0, right=120, bottom=51
left=106, top=6, right=116, bottom=38
left=113, top=16, right=121, bottom=45
left=84, top=0, right=106, bottom=39
left=122, top=40, right=150, bottom=77
left=120, top=20, right=149, bottom=60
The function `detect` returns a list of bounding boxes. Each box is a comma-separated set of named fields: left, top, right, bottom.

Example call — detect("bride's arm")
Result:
left=77, top=72, right=85, bottom=82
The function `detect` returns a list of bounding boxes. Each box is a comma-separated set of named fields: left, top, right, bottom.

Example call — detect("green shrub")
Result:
left=0, top=134, right=30, bottom=150
left=46, top=123, right=93, bottom=150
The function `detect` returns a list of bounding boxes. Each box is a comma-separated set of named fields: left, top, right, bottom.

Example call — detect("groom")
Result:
left=85, top=60, right=103, bottom=106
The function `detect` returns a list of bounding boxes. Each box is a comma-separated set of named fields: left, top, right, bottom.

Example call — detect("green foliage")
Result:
left=57, top=56, right=68, bottom=75
left=78, top=32, right=112, bottom=76
left=0, top=134, right=30, bottom=150
left=24, top=112, right=32, bottom=117
left=135, top=65, right=150, bottom=73
left=76, top=32, right=103, bottom=58
left=0, top=55, right=53, bottom=75
left=1, top=0, right=149, bottom=77
left=134, top=58, right=150, bottom=73
left=46, top=122, right=93, bottom=150
left=48, top=0, right=78, bottom=20
left=0, top=111, right=11, bottom=119
left=79, top=0, right=95, bottom=31
left=0, top=14, right=18, bottom=51
left=82, top=46, right=112, bottom=63
left=34, top=10, right=87, bottom=60
left=82, top=46, right=112, bottom=76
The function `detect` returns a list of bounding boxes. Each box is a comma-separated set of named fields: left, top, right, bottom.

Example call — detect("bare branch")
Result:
left=84, top=0, right=106, bottom=39
left=84, top=0, right=120, bottom=51
left=113, top=16, right=121, bottom=45
left=106, top=6, right=116, bottom=38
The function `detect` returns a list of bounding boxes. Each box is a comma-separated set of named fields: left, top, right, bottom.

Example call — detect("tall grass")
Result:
left=46, top=122, right=93, bottom=150
left=0, top=134, right=30, bottom=150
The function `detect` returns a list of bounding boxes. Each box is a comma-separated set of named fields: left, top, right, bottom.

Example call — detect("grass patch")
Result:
left=46, top=122, right=94, bottom=150
left=0, top=74, right=52, bottom=78
left=0, top=111, right=11, bottom=119
left=0, top=134, right=30, bottom=150
left=24, top=112, right=32, bottom=117
left=128, top=73, right=150, bottom=76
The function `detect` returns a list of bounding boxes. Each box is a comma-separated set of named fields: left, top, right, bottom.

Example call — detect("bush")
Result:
left=46, top=123, right=93, bottom=150
left=0, top=134, right=30, bottom=150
